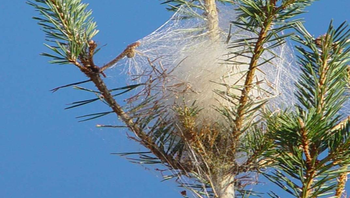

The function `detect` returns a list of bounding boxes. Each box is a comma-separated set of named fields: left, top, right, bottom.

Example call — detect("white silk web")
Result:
left=110, top=4, right=300, bottom=121
left=106, top=3, right=350, bottom=196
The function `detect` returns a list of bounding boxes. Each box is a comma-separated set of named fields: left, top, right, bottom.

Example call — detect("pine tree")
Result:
left=263, top=21, right=350, bottom=198
left=29, top=0, right=350, bottom=197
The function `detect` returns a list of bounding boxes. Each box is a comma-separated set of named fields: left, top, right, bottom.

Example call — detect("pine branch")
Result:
left=266, top=21, right=350, bottom=197
left=294, top=21, right=350, bottom=117
left=329, top=117, right=350, bottom=197
left=232, top=0, right=313, bottom=139
left=335, top=165, right=348, bottom=198
left=233, top=17, right=273, bottom=139
left=29, top=0, right=189, bottom=173
left=33, top=1, right=350, bottom=197
left=84, top=71, right=188, bottom=171
left=29, top=0, right=99, bottom=68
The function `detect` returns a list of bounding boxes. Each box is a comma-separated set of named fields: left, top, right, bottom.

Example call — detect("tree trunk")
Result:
left=203, top=1, right=234, bottom=196
left=214, top=174, right=235, bottom=198
left=204, top=0, right=220, bottom=40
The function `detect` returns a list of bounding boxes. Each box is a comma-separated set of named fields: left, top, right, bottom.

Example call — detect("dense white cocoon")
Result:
left=112, top=4, right=302, bottom=120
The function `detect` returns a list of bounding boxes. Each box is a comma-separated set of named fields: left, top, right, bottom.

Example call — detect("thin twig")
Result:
left=100, top=42, right=141, bottom=72
left=335, top=165, right=348, bottom=198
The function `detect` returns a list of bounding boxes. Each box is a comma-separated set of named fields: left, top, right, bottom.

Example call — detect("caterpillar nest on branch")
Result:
left=111, top=4, right=299, bottom=123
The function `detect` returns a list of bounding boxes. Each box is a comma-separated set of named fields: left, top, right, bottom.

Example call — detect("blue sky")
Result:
left=1, top=1, right=350, bottom=198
